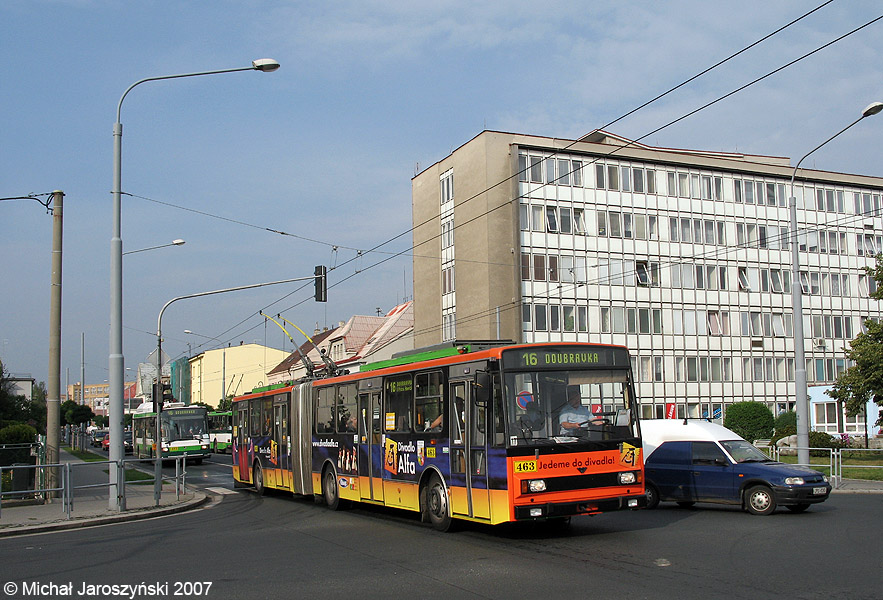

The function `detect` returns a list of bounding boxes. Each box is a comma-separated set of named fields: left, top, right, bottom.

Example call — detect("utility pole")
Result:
left=46, top=190, right=64, bottom=498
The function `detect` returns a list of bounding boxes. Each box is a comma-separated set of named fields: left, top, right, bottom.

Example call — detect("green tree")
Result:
left=723, top=401, right=774, bottom=442
left=217, top=395, right=233, bottom=412
left=829, top=253, right=883, bottom=428
left=0, top=360, right=26, bottom=424
left=60, top=400, right=94, bottom=427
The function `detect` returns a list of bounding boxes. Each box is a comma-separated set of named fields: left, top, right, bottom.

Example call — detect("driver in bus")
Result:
left=558, top=387, right=600, bottom=435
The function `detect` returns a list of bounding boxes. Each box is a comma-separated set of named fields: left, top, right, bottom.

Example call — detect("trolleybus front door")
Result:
left=449, top=381, right=490, bottom=519
left=358, top=392, right=384, bottom=501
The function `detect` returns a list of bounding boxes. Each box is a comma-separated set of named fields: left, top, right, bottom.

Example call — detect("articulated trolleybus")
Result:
left=232, top=342, right=644, bottom=530
left=133, top=402, right=211, bottom=464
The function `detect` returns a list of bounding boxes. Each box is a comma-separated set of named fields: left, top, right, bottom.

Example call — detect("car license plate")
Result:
left=813, top=486, right=826, bottom=495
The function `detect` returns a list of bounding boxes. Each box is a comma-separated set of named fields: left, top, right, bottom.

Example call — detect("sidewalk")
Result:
left=0, top=448, right=208, bottom=538
left=832, top=478, right=883, bottom=493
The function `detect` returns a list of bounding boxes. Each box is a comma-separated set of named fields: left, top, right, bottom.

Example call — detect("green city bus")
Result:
left=133, top=402, right=211, bottom=463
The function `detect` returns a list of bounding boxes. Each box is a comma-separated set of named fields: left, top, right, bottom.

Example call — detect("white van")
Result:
left=641, top=420, right=831, bottom=515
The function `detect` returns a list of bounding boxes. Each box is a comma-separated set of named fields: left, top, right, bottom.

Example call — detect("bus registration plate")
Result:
left=514, top=460, right=537, bottom=473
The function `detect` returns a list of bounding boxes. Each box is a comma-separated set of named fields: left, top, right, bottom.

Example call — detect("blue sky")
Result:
left=2, top=1, right=882, bottom=388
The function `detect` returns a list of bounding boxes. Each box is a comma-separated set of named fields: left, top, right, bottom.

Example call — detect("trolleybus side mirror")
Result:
left=473, top=371, right=490, bottom=406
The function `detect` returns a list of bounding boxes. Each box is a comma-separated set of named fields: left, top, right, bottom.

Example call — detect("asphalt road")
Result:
left=0, top=470, right=878, bottom=600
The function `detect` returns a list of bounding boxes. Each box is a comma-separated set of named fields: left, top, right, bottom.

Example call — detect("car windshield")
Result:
left=503, top=368, right=637, bottom=446
left=721, top=440, right=772, bottom=463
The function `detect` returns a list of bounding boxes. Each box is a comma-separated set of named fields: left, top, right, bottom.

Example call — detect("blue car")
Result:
left=642, top=420, right=831, bottom=515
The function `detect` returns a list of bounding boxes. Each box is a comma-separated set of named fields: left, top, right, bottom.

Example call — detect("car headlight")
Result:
left=619, top=471, right=637, bottom=485
left=521, top=479, right=547, bottom=493
left=784, top=477, right=805, bottom=485
left=822, top=475, right=829, bottom=483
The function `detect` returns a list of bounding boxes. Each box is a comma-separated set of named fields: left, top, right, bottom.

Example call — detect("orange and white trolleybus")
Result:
left=232, top=341, right=645, bottom=530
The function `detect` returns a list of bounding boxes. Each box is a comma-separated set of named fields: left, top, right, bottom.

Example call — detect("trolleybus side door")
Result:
left=274, top=397, right=290, bottom=491
left=358, top=391, right=384, bottom=501
left=235, top=404, right=250, bottom=483
left=449, top=380, right=490, bottom=519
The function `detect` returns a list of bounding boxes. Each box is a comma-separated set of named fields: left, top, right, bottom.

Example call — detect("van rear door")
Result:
left=645, top=441, right=694, bottom=502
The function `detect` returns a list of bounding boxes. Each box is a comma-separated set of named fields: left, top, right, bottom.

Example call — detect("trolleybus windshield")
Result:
left=504, top=368, right=636, bottom=445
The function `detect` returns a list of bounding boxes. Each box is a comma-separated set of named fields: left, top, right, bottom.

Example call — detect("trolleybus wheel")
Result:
left=424, top=474, right=453, bottom=532
left=323, top=467, right=342, bottom=511
left=253, top=462, right=266, bottom=496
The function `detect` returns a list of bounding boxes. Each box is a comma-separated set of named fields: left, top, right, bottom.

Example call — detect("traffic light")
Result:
left=314, top=265, right=327, bottom=302
left=153, top=382, right=174, bottom=412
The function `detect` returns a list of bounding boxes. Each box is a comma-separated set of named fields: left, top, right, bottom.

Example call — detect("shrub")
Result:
left=808, top=430, right=844, bottom=457
left=0, top=423, right=37, bottom=467
left=723, top=401, right=774, bottom=442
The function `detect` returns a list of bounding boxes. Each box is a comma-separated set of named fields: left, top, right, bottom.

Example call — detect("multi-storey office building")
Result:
left=411, top=130, right=883, bottom=428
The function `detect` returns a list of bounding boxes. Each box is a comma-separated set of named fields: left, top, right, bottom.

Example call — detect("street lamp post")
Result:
left=790, top=101, right=883, bottom=467
left=184, top=330, right=226, bottom=408
left=109, top=58, right=280, bottom=510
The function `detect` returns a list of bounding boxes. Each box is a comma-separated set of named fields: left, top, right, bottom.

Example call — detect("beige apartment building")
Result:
left=188, top=343, right=288, bottom=408
left=412, top=130, right=883, bottom=430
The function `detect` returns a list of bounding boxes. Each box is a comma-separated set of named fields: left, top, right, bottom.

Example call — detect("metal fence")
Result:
left=0, top=455, right=191, bottom=520
left=764, top=446, right=883, bottom=488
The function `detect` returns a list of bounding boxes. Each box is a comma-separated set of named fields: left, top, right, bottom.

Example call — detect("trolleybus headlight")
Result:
left=521, top=479, right=547, bottom=493
left=784, top=477, right=805, bottom=485
left=619, top=471, right=637, bottom=485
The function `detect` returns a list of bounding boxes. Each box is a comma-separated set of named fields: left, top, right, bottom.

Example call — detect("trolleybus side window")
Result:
left=492, top=374, right=505, bottom=447
left=337, top=384, right=357, bottom=432
left=415, top=371, right=443, bottom=431
left=250, top=398, right=261, bottom=437
left=261, top=397, right=273, bottom=436
left=385, top=374, right=413, bottom=432
left=316, top=387, right=335, bottom=433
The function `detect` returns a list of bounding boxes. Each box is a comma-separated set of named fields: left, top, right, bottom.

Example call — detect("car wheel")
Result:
left=745, top=485, right=776, bottom=516
left=645, top=483, right=660, bottom=509
left=786, top=503, right=810, bottom=513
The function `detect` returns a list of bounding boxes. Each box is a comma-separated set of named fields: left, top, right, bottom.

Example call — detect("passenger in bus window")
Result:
left=426, top=413, right=443, bottom=431
left=346, top=414, right=358, bottom=432
left=558, top=387, right=599, bottom=435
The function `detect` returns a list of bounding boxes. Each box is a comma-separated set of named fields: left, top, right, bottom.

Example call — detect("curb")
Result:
left=0, top=492, right=210, bottom=538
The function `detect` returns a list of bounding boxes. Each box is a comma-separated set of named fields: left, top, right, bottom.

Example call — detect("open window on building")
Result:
left=737, top=267, right=751, bottom=291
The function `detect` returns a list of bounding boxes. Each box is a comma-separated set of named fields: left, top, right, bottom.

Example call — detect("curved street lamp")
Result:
left=123, top=239, right=186, bottom=256
left=108, top=59, right=280, bottom=511
left=790, top=101, right=882, bottom=467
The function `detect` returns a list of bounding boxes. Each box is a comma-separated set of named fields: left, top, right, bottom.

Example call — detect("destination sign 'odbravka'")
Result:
left=500, top=345, right=629, bottom=370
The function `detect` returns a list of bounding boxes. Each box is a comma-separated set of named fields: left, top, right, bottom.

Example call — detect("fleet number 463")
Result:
left=514, top=460, right=537, bottom=473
